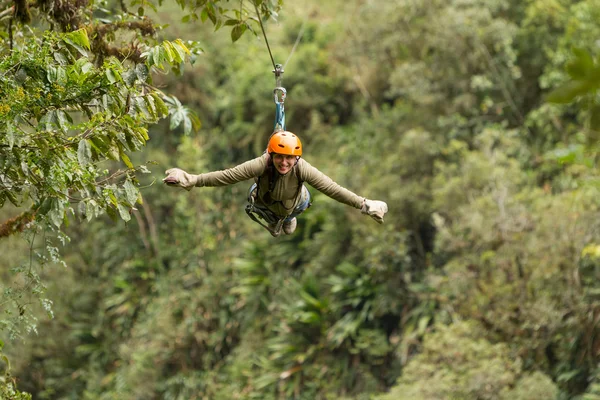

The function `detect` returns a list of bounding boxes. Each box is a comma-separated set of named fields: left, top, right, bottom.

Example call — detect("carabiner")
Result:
left=273, top=87, right=286, bottom=104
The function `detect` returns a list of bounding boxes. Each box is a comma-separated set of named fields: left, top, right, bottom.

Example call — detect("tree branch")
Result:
left=0, top=6, right=14, bottom=20
left=141, top=199, right=160, bottom=258
left=0, top=210, right=35, bottom=239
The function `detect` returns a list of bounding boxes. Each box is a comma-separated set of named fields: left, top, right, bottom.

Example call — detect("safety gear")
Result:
left=361, top=199, right=388, bottom=224
left=283, top=217, right=297, bottom=235
left=267, top=221, right=283, bottom=237
left=267, top=131, right=302, bottom=156
left=163, top=168, right=200, bottom=191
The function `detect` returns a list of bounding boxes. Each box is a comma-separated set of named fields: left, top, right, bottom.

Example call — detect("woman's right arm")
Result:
left=164, top=155, right=267, bottom=190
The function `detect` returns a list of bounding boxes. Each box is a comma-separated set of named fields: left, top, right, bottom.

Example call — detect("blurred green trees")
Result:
left=3, top=0, right=600, bottom=399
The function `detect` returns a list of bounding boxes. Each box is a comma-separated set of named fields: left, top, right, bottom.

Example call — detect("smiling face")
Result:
left=272, top=153, right=298, bottom=175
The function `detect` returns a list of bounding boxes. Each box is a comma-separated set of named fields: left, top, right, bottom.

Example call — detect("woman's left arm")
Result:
left=299, top=159, right=363, bottom=207
left=299, top=159, right=388, bottom=223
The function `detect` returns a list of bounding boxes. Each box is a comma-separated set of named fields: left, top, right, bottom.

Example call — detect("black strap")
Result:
left=245, top=203, right=283, bottom=237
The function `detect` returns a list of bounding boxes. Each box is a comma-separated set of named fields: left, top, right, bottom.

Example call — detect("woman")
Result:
left=163, top=131, right=388, bottom=236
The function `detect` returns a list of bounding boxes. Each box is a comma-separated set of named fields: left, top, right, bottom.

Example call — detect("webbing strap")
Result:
left=245, top=204, right=284, bottom=237
left=273, top=64, right=286, bottom=131
left=274, top=100, right=285, bottom=132
left=246, top=188, right=284, bottom=237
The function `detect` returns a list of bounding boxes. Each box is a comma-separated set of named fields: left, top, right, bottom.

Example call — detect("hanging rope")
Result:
left=253, top=3, right=307, bottom=133
left=253, top=1, right=277, bottom=70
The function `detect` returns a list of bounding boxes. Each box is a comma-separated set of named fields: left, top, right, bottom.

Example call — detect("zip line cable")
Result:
left=253, top=2, right=306, bottom=72
left=253, top=1, right=276, bottom=70
left=253, top=3, right=307, bottom=133
left=283, top=18, right=306, bottom=70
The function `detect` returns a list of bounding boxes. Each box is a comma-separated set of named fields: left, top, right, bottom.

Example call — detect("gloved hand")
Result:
left=361, top=199, right=388, bottom=224
left=163, top=168, right=200, bottom=191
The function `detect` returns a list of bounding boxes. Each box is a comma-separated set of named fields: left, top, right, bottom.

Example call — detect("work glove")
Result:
left=361, top=199, right=388, bottom=224
left=163, top=168, right=200, bottom=191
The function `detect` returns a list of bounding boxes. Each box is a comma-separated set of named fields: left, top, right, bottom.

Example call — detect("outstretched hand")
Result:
left=361, top=199, right=388, bottom=224
left=163, top=168, right=199, bottom=191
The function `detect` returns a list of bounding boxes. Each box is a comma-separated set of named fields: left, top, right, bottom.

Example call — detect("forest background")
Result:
left=1, top=0, right=600, bottom=399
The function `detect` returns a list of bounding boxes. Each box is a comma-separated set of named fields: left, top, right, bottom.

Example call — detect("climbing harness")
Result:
left=245, top=186, right=285, bottom=237
left=245, top=153, right=306, bottom=237
left=245, top=5, right=307, bottom=237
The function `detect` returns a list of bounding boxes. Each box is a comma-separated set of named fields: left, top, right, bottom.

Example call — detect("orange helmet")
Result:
left=267, top=131, right=302, bottom=156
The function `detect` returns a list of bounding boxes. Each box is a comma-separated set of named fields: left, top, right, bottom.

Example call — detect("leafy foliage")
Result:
left=4, top=0, right=600, bottom=399
left=0, top=339, right=31, bottom=399
left=374, top=321, right=559, bottom=400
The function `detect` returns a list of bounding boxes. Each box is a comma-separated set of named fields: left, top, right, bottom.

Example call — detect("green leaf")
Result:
left=89, top=136, right=108, bottom=154
left=170, top=107, right=185, bottom=130
left=106, top=205, right=118, bottom=221
left=172, top=39, right=190, bottom=62
left=231, top=24, right=247, bottom=42
left=1, top=354, right=10, bottom=372
left=299, top=290, right=324, bottom=310
left=162, top=41, right=176, bottom=63
left=549, top=145, right=582, bottom=164
left=77, top=201, right=86, bottom=219
left=56, top=110, right=71, bottom=133
left=557, top=369, right=581, bottom=383
left=6, top=122, right=15, bottom=150
left=117, top=203, right=131, bottom=222
left=38, top=198, right=53, bottom=215
left=80, top=61, right=94, bottom=74
left=135, top=64, right=149, bottom=82
left=135, top=96, right=152, bottom=119
left=183, top=113, right=192, bottom=135
left=107, top=190, right=118, bottom=207
left=418, top=316, right=431, bottom=334
left=85, top=200, right=97, bottom=222
left=108, top=144, right=120, bottom=160
left=143, top=95, right=157, bottom=118
left=48, top=198, right=64, bottom=228
left=200, top=8, right=209, bottom=22
left=206, top=4, right=217, bottom=24
left=546, top=80, right=591, bottom=104
left=40, top=110, right=57, bottom=131
left=120, top=152, right=134, bottom=169
left=139, top=128, right=149, bottom=141
left=77, top=139, right=92, bottom=166
left=122, top=69, right=136, bottom=87
left=53, top=51, right=69, bottom=65
left=567, top=47, right=594, bottom=80
left=123, top=180, right=138, bottom=205
left=6, top=190, right=18, bottom=207
left=47, top=66, right=67, bottom=84
left=150, top=93, right=169, bottom=117
left=64, top=28, right=91, bottom=51
left=63, top=29, right=90, bottom=56
left=590, top=105, right=600, bottom=142
left=105, top=69, right=118, bottom=84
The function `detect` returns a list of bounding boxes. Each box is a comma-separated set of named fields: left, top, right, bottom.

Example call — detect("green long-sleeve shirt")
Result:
left=195, top=154, right=364, bottom=217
